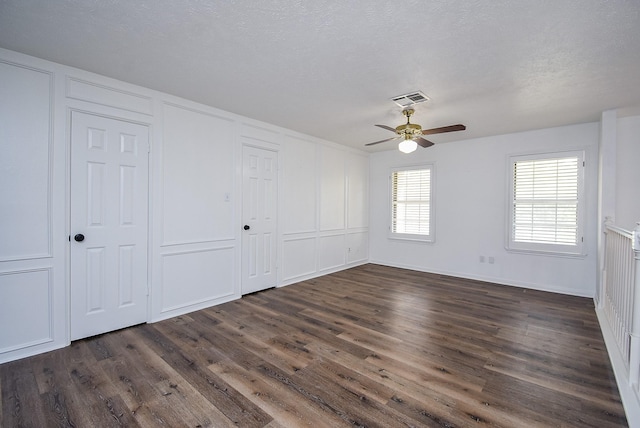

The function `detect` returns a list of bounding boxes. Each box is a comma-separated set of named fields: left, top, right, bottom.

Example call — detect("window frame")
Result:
left=388, top=164, right=435, bottom=242
left=506, top=150, right=586, bottom=256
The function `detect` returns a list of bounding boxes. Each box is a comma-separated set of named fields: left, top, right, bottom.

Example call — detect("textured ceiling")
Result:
left=1, top=0, right=639, bottom=151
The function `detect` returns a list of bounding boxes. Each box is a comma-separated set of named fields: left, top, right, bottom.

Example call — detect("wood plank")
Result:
left=114, top=327, right=234, bottom=427
left=138, top=324, right=273, bottom=427
left=209, top=358, right=342, bottom=427
left=0, top=359, right=48, bottom=427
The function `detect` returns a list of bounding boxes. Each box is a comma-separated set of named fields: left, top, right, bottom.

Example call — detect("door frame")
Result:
left=66, top=108, right=153, bottom=340
left=240, top=141, right=280, bottom=295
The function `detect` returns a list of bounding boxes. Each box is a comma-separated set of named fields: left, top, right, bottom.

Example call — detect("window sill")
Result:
left=389, top=234, right=435, bottom=243
left=505, top=245, right=586, bottom=259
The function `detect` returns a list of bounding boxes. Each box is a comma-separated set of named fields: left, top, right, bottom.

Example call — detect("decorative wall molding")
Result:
left=282, top=231, right=318, bottom=240
left=160, top=238, right=237, bottom=248
left=0, top=60, right=54, bottom=261
left=160, top=102, right=236, bottom=247
left=66, top=77, right=153, bottom=115
left=160, top=246, right=236, bottom=313
left=346, top=231, right=369, bottom=264
left=162, top=100, right=235, bottom=122
left=240, top=122, right=281, bottom=144
left=281, top=237, right=317, bottom=281
left=318, top=234, right=346, bottom=271
left=318, top=229, right=350, bottom=237
left=160, top=244, right=235, bottom=257
left=0, top=268, right=53, bottom=354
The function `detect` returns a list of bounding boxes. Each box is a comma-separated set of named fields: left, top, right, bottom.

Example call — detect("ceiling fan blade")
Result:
left=415, top=137, right=434, bottom=148
left=421, top=124, right=466, bottom=135
left=375, top=124, right=397, bottom=133
left=365, top=136, right=401, bottom=146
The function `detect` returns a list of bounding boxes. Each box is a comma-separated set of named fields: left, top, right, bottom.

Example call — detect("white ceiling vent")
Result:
left=391, top=91, right=430, bottom=108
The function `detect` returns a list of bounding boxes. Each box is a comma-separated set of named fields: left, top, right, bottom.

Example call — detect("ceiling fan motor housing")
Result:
left=396, top=123, right=423, bottom=139
left=396, top=109, right=422, bottom=139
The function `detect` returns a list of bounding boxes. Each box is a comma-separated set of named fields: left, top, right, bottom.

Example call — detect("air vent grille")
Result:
left=391, top=91, right=430, bottom=107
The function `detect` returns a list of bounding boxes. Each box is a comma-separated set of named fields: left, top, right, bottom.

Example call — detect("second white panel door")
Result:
left=242, top=145, right=278, bottom=294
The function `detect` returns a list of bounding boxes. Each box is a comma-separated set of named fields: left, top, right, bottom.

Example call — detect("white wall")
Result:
left=369, top=123, right=600, bottom=297
left=0, top=47, right=368, bottom=362
left=616, top=115, right=640, bottom=230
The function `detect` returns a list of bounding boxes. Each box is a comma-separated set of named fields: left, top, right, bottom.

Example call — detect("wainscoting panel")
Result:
left=347, top=152, right=369, bottom=229
left=160, top=246, right=235, bottom=314
left=318, top=234, right=346, bottom=271
left=0, top=60, right=52, bottom=261
left=346, top=231, right=369, bottom=264
left=281, top=236, right=317, bottom=281
left=282, top=135, right=317, bottom=234
left=0, top=269, right=52, bottom=353
left=319, top=145, right=345, bottom=232
left=161, top=102, right=235, bottom=246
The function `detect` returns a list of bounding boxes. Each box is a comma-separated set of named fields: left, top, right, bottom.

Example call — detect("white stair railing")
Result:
left=629, top=222, right=640, bottom=390
left=601, top=219, right=640, bottom=387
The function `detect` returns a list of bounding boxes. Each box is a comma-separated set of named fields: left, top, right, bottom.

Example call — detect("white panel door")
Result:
left=242, top=146, right=278, bottom=294
left=70, top=112, right=149, bottom=340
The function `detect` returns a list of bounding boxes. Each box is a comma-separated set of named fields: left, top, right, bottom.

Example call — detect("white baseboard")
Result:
left=277, top=260, right=368, bottom=288
left=368, top=259, right=593, bottom=297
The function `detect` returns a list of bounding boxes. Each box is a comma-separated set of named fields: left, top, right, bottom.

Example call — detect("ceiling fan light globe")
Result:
left=398, top=139, right=418, bottom=153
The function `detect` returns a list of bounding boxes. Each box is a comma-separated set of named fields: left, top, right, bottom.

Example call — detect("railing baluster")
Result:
left=602, top=221, right=636, bottom=375
left=628, top=222, right=640, bottom=387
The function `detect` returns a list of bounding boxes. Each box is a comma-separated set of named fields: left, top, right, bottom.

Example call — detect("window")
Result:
left=390, top=165, right=434, bottom=241
left=508, top=151, right=585, bottom=255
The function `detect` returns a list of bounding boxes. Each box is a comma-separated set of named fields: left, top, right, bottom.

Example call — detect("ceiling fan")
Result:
left=365, top=108, right=466, bottom=153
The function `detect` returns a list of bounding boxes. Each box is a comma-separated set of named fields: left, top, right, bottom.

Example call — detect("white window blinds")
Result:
left=510, top=153, right=583, bottom=253
left=391, top=167, right=432, bottom=239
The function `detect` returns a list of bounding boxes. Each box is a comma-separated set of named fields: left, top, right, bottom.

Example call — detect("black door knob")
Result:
left=243, top=225, right=250, bottom=230
left=74, top=233, right=85, bottom=242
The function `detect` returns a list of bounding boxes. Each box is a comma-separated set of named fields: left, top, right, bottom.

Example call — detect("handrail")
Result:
left=605, top=222, right=634, bottom=239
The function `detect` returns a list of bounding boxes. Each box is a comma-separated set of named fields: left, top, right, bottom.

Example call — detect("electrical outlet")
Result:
left=479, top=255, right=485, bottom=263
left=488, top=256, right=495, bottom=264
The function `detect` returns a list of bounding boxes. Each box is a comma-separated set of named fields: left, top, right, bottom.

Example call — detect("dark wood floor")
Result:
left=0, top=264, right=627, bottom=427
